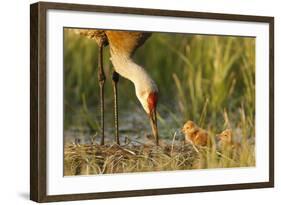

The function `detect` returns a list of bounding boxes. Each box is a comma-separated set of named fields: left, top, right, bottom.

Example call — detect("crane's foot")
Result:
left=112, top=71, right=120, bottom=145
left=98, top=43, right=106, bottom=145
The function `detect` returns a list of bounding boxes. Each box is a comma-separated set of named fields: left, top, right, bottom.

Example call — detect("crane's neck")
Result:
left=110, top=53, right=157, bottom=94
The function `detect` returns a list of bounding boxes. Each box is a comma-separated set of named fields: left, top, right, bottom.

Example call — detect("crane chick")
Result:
left=182, top=121, right=209, bottom=146
left=217, top=129, right=241, bottom=150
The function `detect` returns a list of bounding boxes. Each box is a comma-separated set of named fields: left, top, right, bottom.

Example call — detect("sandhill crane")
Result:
left=72, top=29, right=159, bottom=146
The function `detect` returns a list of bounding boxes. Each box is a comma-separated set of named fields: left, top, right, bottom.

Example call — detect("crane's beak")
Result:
left=149, top=108, right=159, bottom=145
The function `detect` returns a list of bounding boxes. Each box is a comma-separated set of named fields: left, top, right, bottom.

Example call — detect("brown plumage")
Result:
left=182, top=121, right=209, bottom=146
left=72, top=29, right=108, bottom=46
left=71, top=29, right=151, bottom=55
left=106, top=31, right=151, bottom=56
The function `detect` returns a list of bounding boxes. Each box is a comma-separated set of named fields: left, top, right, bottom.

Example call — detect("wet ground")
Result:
left=64, top=107, right=183, bottom=145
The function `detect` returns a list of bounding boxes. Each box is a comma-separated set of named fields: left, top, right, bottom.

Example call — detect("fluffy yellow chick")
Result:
left=217, top=129, right=240, bottom=149
left=182, top=121, right=209, bottom=146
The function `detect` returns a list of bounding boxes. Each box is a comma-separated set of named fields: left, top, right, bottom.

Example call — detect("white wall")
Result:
left=0, top=0, right=279, bottom=204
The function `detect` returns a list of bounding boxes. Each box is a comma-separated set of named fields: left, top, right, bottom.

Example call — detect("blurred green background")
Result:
left=63, top=29, right=255, bottom=142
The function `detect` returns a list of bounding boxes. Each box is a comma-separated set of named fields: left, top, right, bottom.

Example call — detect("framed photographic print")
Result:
left=30, top=1, right=274, bottom=202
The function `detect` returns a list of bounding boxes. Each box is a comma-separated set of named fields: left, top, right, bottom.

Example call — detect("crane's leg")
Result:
left=112, top=71, right=120, bottom=145
left=98, top=43, right=106, bottom=145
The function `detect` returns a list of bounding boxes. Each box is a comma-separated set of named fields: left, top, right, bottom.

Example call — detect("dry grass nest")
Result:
left=64, top=141, right=198, bottom=176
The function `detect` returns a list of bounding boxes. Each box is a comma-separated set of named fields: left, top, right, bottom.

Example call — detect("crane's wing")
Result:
left=69, top=29, right=108, bottom=46
left=69, top=29, right=151, bottom=55
left=105, top=31, right=151, bottom=57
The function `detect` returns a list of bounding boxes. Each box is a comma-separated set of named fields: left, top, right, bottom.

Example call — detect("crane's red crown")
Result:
left=147, top=92, right=158, bottom=114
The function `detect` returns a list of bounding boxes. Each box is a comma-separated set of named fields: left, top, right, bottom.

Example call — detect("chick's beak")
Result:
left=149, top=108, right=159, bottom=145
left=181, top=127, right=186, bottom=133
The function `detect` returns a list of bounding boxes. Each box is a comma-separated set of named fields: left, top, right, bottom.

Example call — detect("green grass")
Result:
left=63, top=29, right=255, bottom=174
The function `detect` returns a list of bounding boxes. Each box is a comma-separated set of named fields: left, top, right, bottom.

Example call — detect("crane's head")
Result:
left=110, top=52, right=159, bottom=144
left=136, top=81, right=159, bottom=144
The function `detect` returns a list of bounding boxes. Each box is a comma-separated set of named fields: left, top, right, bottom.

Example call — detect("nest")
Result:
left=64, top=141, right=198, bottom=176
